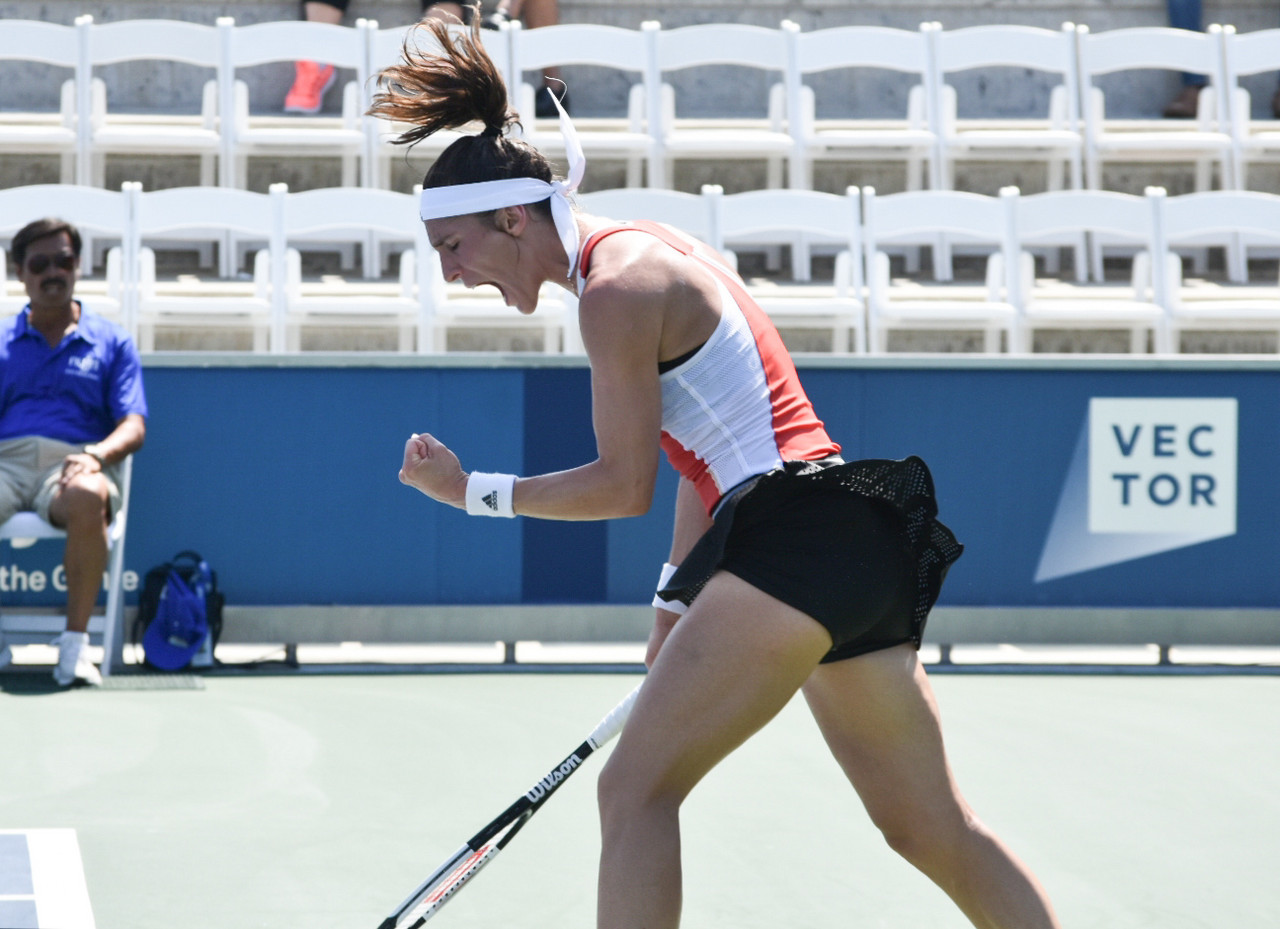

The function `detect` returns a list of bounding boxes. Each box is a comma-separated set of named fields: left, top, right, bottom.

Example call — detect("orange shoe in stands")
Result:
left=284, top=60, right=336, bottom=114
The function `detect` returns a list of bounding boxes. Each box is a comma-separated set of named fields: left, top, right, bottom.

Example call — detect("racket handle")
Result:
left=587, top=682, right=642, bottom=750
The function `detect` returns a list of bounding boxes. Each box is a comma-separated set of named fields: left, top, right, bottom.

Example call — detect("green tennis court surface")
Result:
left=2, top=671, right=1277, bottom=928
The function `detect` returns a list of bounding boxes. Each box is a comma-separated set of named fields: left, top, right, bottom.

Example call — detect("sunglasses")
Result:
left=24, top=253, right=76, bottom=275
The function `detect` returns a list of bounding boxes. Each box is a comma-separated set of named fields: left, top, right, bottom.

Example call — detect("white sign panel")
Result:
left=1088, top=398, right=1237, bottom=535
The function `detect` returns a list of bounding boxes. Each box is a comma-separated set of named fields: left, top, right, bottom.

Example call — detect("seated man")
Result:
left=0, top=218, right=147, bottom=686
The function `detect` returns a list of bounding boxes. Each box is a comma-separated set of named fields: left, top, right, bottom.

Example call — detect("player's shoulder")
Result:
left=580, top=226, right=694, bottom=307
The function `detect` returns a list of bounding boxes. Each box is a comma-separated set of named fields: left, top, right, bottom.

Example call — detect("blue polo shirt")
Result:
left=0, top=305, right=148, bottom=444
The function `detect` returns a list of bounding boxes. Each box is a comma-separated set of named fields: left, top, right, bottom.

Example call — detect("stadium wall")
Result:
left=2, top=356, right=1275, bottom=629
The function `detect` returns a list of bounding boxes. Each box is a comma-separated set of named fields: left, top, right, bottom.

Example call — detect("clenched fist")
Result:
left=400, top=432, right=469, bottom=508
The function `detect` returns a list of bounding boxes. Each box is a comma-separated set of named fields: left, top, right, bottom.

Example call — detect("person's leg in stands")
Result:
left=1163, top=0, right=1208, bottom=118
left=1274, top=9, right=1280, bottom=119
left=285, top=0, right=346, bottom=114
left=517, top=0, right=559, bottom=31
left=491, top=0, right=565, bottom=116
left=421, top=1, right=468, bottom=23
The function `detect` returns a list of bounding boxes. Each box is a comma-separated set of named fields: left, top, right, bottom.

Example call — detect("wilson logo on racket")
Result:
left=376, top=686, right=639, bottom=929
left=525, top=753, right=583, bottom=802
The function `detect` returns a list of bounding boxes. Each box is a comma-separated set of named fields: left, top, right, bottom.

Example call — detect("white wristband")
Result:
left=465, top=472, right=517, bottom=518
left=652, top=561, right=687, bottom=614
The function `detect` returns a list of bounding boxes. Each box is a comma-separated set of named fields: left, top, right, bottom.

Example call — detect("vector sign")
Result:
left=1088, top=398, right=1237, bottom=535
left=1036, top=397, right=1238, bottom=582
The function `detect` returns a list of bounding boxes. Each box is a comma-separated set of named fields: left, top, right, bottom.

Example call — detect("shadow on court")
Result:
left=0, top=669, right=68, bottom=697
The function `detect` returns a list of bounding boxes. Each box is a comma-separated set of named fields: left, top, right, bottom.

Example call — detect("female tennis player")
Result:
left=384, top=16, right=1061, bottom=929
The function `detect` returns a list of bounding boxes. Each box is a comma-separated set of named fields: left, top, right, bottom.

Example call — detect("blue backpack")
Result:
left=134, top=551, right=223, bottom=670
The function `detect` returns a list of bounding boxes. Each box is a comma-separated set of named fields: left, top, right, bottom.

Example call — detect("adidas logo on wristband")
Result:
left=466, top=472, right=517, bottom=518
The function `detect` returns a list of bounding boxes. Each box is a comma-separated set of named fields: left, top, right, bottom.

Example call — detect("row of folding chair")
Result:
left=512, top=19, right=1279, bottom=197
left=5, top=17, right=1279, bottom=203
left=4, top=182, right=1276, bottom=356
left=0, top=182, right=570, bottom=354
left=577, top=185, right=1280, bottom=355
left=0, top=16, right=353, bottom=188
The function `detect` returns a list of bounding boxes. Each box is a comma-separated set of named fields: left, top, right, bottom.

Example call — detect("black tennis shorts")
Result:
left=659, top=457, right=963, bottom=664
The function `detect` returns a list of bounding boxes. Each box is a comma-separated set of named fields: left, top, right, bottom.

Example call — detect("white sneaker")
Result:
left=53, top=631, right=102, bottom=687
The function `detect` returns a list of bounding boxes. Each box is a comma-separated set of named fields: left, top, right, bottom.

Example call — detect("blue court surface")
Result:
left=1, top=668, right=1277, bottom=929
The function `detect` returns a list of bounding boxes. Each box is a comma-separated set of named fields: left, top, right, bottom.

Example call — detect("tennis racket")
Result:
left=375, top=682, right=642, bottom=929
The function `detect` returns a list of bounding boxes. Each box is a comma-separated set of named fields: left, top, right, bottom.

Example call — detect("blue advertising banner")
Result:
left=2, top=357, right=1275, bottom=611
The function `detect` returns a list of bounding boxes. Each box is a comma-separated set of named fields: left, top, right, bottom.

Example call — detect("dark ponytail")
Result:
left=368, top=14, right=555, bottom=203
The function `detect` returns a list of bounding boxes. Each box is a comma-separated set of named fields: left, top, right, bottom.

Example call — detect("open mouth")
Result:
left=484, top=282, right=512, bottom=307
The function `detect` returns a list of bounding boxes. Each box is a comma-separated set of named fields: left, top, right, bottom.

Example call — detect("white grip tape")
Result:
left=465, top=472, right=517, bottom=517
left=651, top=561, right=687, bottom=615
left=588, top=683, right=642, bottom=749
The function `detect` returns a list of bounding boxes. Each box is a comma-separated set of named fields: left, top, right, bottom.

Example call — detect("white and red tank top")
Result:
left=577, top=221, right=840, bottom=514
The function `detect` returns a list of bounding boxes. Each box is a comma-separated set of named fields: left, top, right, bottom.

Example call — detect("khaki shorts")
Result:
left=0, top=436, right=123, bottom=527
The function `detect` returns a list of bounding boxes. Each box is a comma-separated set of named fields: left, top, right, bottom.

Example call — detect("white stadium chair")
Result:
left=127, top=183, right=282, bottom=352
left=929, top=22, right=1083, bottom=194
left=78, top=18, right=223, bottom=190
left=272, top=185, right=423, bottom=351
left=861, top=186, right=1019, bottom=353
left=1221, top=27, right=1280, bottom=194
left=0, top=19, right=82, bottom=185
left=642, top=21, right=794, bottom=190
left=1075, top=24, right=1235, bottom=193
left=220, top=18, right=367, bottom=190
left=783, top=20, right=940, bottom=194
left=1009, top=188, right=1170, bottom=353
left=1151, top=188, right=1280, bottom=352
left=509, top=21, right=654, bottom=188
left=704, top=185, right=866, bottom=354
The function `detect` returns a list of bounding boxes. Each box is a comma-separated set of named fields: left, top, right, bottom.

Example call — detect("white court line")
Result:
left=0, top=830, right=95, bottom=929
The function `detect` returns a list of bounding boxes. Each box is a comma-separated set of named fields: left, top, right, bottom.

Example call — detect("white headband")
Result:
left=419, top=89, right=585, bottom=279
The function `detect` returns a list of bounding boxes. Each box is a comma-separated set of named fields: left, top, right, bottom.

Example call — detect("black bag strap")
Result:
left=169, top=551, right=217, bottom=588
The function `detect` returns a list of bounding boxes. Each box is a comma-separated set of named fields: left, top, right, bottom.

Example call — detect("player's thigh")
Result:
left=802, top=645, right=971, bottom=835
left=602, top=570, right=832, bottom=805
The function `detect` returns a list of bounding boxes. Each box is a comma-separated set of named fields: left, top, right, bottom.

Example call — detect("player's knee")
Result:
left=878, top=819, right=933, bottom=867
left=596, top=754, right=633, bottom=823
left=596, top=754, right=680, bottom=829
left=875, top=803, right=979, bottom=874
